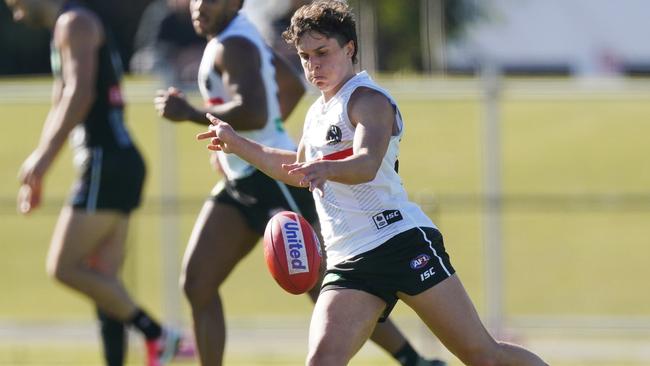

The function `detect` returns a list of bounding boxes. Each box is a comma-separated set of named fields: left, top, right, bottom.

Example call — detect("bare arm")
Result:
left=17, top=10, right=102, bottom=213
left=283, top=87, right=395, bottom=191
left=156, top=37, right=270, bottom=130
left=37, top=11, right=101, bottom=161
left=197, top=114, right=307, bottom=187
left=197, top=87, right=395, bottom=195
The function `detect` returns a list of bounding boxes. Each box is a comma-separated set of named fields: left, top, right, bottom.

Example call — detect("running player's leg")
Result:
left=96, top=307, right=126, bottom=366
left=87, top=220, right=129, bottom=366
left=307, top=289, right=385, bottom=366
left=48, top=208, right=167, bottom=330
left=46, top=207, right=139, bottom=318
left=180, top=200, right=259, bottom=366
left=400, top=275, right=547, bottom=366
left=47, top=207, right=174, bottom=365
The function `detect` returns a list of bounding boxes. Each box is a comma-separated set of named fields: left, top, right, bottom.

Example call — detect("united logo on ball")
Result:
left=263, top=211, right=322, bottom=294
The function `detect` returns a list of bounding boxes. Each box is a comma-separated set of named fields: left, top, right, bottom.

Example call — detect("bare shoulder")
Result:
left=218, top=36, right=261, bottom=69
left=348, top=86, right=394, bottom=123
left=54, top=8, right=103, bottom=47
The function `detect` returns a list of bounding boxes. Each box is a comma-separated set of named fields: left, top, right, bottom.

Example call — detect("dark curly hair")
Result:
left=282, top=0, right=358, bottom=64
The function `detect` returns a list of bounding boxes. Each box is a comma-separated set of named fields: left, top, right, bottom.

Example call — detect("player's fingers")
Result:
left=285, top=163, right=308, bottom=175
left=282, top=163, right=298, bottom=171
left=197, top=130, right=216, bottom=140
left=30, top=186, right=41, bottom=208
left=17, top=184, right=30, bottom=214
left=205, top=113, right=222, bottom=125
left=207, top=144, right=222, bottom=151
left=287, top=167, right=305, bottom=176
left=168, top=87, right=183, bottom=96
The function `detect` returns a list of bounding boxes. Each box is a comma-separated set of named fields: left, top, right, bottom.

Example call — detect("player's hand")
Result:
left=17, top=151, right=48, bottom=214
left=197, top=113, right=237, bottom=153
left=283, top=161, right=328, bottom=197
left=154, top=87, right=192, bottom=121
left=17, top=184, right=41, bottom=214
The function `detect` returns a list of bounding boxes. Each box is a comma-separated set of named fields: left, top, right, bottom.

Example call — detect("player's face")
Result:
left=297, top=31, right=355, bottom=99
left=190, top=0, right=240, bottom=37
left=5, top=0, right=43, bottom=27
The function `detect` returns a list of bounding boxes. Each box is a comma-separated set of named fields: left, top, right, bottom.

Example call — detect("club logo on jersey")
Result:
left=372, top=209, right=403, bottom=229
left=409, top=254, right=431, bottom=269
left=278, top=217, right=310, bottom=274
left=325, top=125, right=342, bottom=145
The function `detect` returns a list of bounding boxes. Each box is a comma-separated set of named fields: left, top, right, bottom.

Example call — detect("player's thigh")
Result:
left=309, top=289, right=385, bottom=361
left=181, top=200, right=259, bottom=287
left=398, top=274, right=499, bottom=360
left=86, top=216, right=130, bottom=276
left=47, top=207, right=122, bottom=273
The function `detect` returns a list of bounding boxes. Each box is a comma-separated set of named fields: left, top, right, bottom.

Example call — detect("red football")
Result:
left=263, top=211, right=322, bottom=295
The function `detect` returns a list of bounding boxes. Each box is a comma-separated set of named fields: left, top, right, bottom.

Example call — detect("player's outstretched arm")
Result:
left=197, top=114, right=307, bottom=187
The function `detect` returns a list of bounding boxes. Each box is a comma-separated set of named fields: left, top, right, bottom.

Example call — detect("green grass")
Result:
left=1, top=76, right=650, bottom=365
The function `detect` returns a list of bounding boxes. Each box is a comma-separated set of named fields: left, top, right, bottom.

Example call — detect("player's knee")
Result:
left=306, top=342, right=349, bottom=366
left=46, top=259, right=74, bottom=285
left=464, top=357, right=498, bottom=366
left=181, top=273, right=220, bottom=308
left=453, top=341, right=502, bottom=366
left=459, top=348, right=501, bottom=366
left=306, top=350, right=342, bottom=366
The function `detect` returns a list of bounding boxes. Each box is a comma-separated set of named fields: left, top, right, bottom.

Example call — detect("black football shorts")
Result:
left=321, top=227, right=455, bottom=322
left=211, top=169, right=319, bottom=235
left=70, top=146, right=145, bottom=214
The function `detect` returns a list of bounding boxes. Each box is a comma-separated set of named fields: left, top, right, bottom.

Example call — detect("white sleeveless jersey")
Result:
left=302, top=71, right=436, bottom=267
left=198, top=12, right=296, bottom=179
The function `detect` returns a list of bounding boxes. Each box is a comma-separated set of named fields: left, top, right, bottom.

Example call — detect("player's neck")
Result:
left=323, top=71, right=356, bottom=102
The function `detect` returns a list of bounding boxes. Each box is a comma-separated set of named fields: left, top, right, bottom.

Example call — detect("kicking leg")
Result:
left=400, top=275, right=547, bottom=366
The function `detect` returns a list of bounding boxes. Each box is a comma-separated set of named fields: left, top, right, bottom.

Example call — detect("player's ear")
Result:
left=344, top=40, right=354, bottom=59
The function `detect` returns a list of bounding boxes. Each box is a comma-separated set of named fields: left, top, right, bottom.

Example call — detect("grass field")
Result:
left=1, top=76, right=650, bottom=365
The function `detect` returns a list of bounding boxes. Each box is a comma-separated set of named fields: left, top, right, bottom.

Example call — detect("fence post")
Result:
left=481, top=60, right=504, bottom=336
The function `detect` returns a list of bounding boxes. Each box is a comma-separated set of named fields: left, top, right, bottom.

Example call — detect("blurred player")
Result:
left=8, top=0, right=180, bottom=365
left=154, top=0, right=445, bottom=365
left=197, top=0, right=549, bottom=365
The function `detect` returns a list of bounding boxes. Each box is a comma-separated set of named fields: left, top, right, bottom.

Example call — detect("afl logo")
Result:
left=409, top=254, right=431, bottom=269
left=326, top=125, right=342, bottom=145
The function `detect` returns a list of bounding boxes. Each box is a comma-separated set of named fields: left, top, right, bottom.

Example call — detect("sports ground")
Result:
left=1, top=76, right=649, bottom=365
